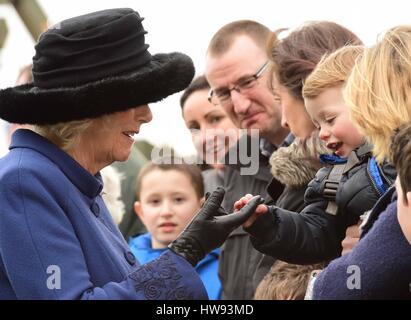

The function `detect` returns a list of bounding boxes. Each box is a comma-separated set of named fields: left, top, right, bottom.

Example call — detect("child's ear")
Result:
left=134, top=201, right=144, bottom=220
left=406, top=192, right=411, bottom=210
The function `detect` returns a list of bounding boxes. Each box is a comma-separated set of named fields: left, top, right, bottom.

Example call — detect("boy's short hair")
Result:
left=136, top=158, right=204, bottom=199
left=254, top=261, right=324, bottom=300
left=303, top=45, right=364, bottom=99
left=391, top=122, right=411, bottom=204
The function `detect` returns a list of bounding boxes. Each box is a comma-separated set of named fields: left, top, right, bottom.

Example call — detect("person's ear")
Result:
left=406, top=192, right=411, bottom=210
left=134, top=201, right=144, bottom=220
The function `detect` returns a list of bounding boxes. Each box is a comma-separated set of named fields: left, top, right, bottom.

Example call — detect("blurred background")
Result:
left=0, top=0, right=410, bottom=157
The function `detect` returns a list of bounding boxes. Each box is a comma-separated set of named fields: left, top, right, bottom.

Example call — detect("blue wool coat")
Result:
left=0, top=129, right=208, bottom=300
left=129, top=233, right=222, bottom=300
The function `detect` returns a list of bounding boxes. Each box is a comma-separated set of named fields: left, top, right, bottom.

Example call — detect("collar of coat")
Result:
left=10, top=129, right=103, bottom=198
left=269, top=132, right=331, bottom=188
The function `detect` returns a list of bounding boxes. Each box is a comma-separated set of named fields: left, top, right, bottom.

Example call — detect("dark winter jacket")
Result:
left=253, top=133, right=330, bottom=288
left=217, top=134, right=276, bottom=300
left=247, top=143, right=397, bottom=264
left=219, top=132, right=328, bottom=299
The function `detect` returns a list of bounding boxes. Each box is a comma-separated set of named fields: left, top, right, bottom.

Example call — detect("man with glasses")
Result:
left=204, top=20, right=292, bottom=300
left=207, top=60, right=270, bottom=108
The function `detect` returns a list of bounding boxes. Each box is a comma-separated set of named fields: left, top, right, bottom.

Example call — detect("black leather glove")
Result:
left=168, top=187, right=264, bottom=266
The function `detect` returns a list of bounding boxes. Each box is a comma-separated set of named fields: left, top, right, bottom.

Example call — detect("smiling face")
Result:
left=206, top=35, right=288, bottom=145
left=76, top=105, right=152, bottom=173
left=134, top=169, right=203, bottom=249
left=305, top=86, right=365, bottom=157
left=182, top=88, right=239, bottom=168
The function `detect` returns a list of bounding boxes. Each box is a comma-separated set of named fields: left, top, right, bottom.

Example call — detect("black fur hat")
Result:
left=0, top=8, right=195, bottom=125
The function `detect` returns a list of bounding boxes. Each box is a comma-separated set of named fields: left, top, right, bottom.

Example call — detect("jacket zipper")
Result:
left=379, top=163, right=395, bottom=186
left=366, top=163, right=382, bottom=197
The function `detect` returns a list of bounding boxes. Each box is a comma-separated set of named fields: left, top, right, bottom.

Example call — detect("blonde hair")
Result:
left=344, top=25, right=411, bottom=162
left=303, top=45, right=364, bottom=99
left=33, top=119, right=93, bottom=152
left=254, top=261, right=324, bottom=300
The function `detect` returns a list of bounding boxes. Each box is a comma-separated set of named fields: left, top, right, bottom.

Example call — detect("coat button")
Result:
left=124, top=251, right=136, bottom=266
left=91, top=202, right=100, bottom=217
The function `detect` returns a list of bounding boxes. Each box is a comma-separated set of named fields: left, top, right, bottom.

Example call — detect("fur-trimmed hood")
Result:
left=270, top=132, right=331, bottom=188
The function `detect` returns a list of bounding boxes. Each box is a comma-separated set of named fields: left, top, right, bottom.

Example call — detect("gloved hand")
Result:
left=168, top=187, right=264, bottom=266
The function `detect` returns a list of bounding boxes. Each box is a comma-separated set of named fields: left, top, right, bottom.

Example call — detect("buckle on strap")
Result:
left=322, top=162, right=346, bottom=201
left=323, top=180, right=339, bottom=200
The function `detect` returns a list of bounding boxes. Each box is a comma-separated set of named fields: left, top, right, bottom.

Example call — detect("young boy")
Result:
left=391, top=122, right=411, bottom=245
left=128, top=159, right=222, bottom=299
left=236, top=45, right=396, bottom=264
left=311, top=123, right=411, bottom=299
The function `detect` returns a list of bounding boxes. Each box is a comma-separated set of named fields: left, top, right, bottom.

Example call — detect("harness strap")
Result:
left=323, top=151, right=361, bottom=215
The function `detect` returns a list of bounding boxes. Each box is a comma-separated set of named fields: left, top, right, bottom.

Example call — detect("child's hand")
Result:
left=234, top=194, right=268, bottom=228
left=341, top=220, right=362, bottom=255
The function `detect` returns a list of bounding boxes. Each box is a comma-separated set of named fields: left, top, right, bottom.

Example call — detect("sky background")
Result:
left=1, top=0, right=410, bottom=157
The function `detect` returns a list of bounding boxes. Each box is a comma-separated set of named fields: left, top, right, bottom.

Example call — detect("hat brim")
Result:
left=0, top=52, right=194, bottom=125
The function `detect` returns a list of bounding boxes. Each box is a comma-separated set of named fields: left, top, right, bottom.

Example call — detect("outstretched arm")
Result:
left=169, top=187, right=264, bottom=266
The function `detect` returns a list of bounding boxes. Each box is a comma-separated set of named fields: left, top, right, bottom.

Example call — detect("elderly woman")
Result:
left=0, top=8, right=261, bottom=300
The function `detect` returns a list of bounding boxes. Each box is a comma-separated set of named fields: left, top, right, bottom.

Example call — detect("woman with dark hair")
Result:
left=180, top=75, right=239, bottom=193
left=270, top=21, right=362, bottom=139
left=238, top=22, right=367, bottom=269
left=267, top=22, right=365, bottom=256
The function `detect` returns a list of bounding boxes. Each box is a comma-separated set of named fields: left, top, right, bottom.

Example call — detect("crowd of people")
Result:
left=0, top=7, right=410, bottom=300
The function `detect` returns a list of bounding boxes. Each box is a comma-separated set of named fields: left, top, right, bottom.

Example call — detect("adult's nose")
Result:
left=281, top=113, right=289, bottom=130
left=231, top=91, right=251, bottom=116
left=136, top=105, right=153, bottom=124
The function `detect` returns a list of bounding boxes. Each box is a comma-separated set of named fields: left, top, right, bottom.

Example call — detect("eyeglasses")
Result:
left=208, top=61, right=270, bottom=107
